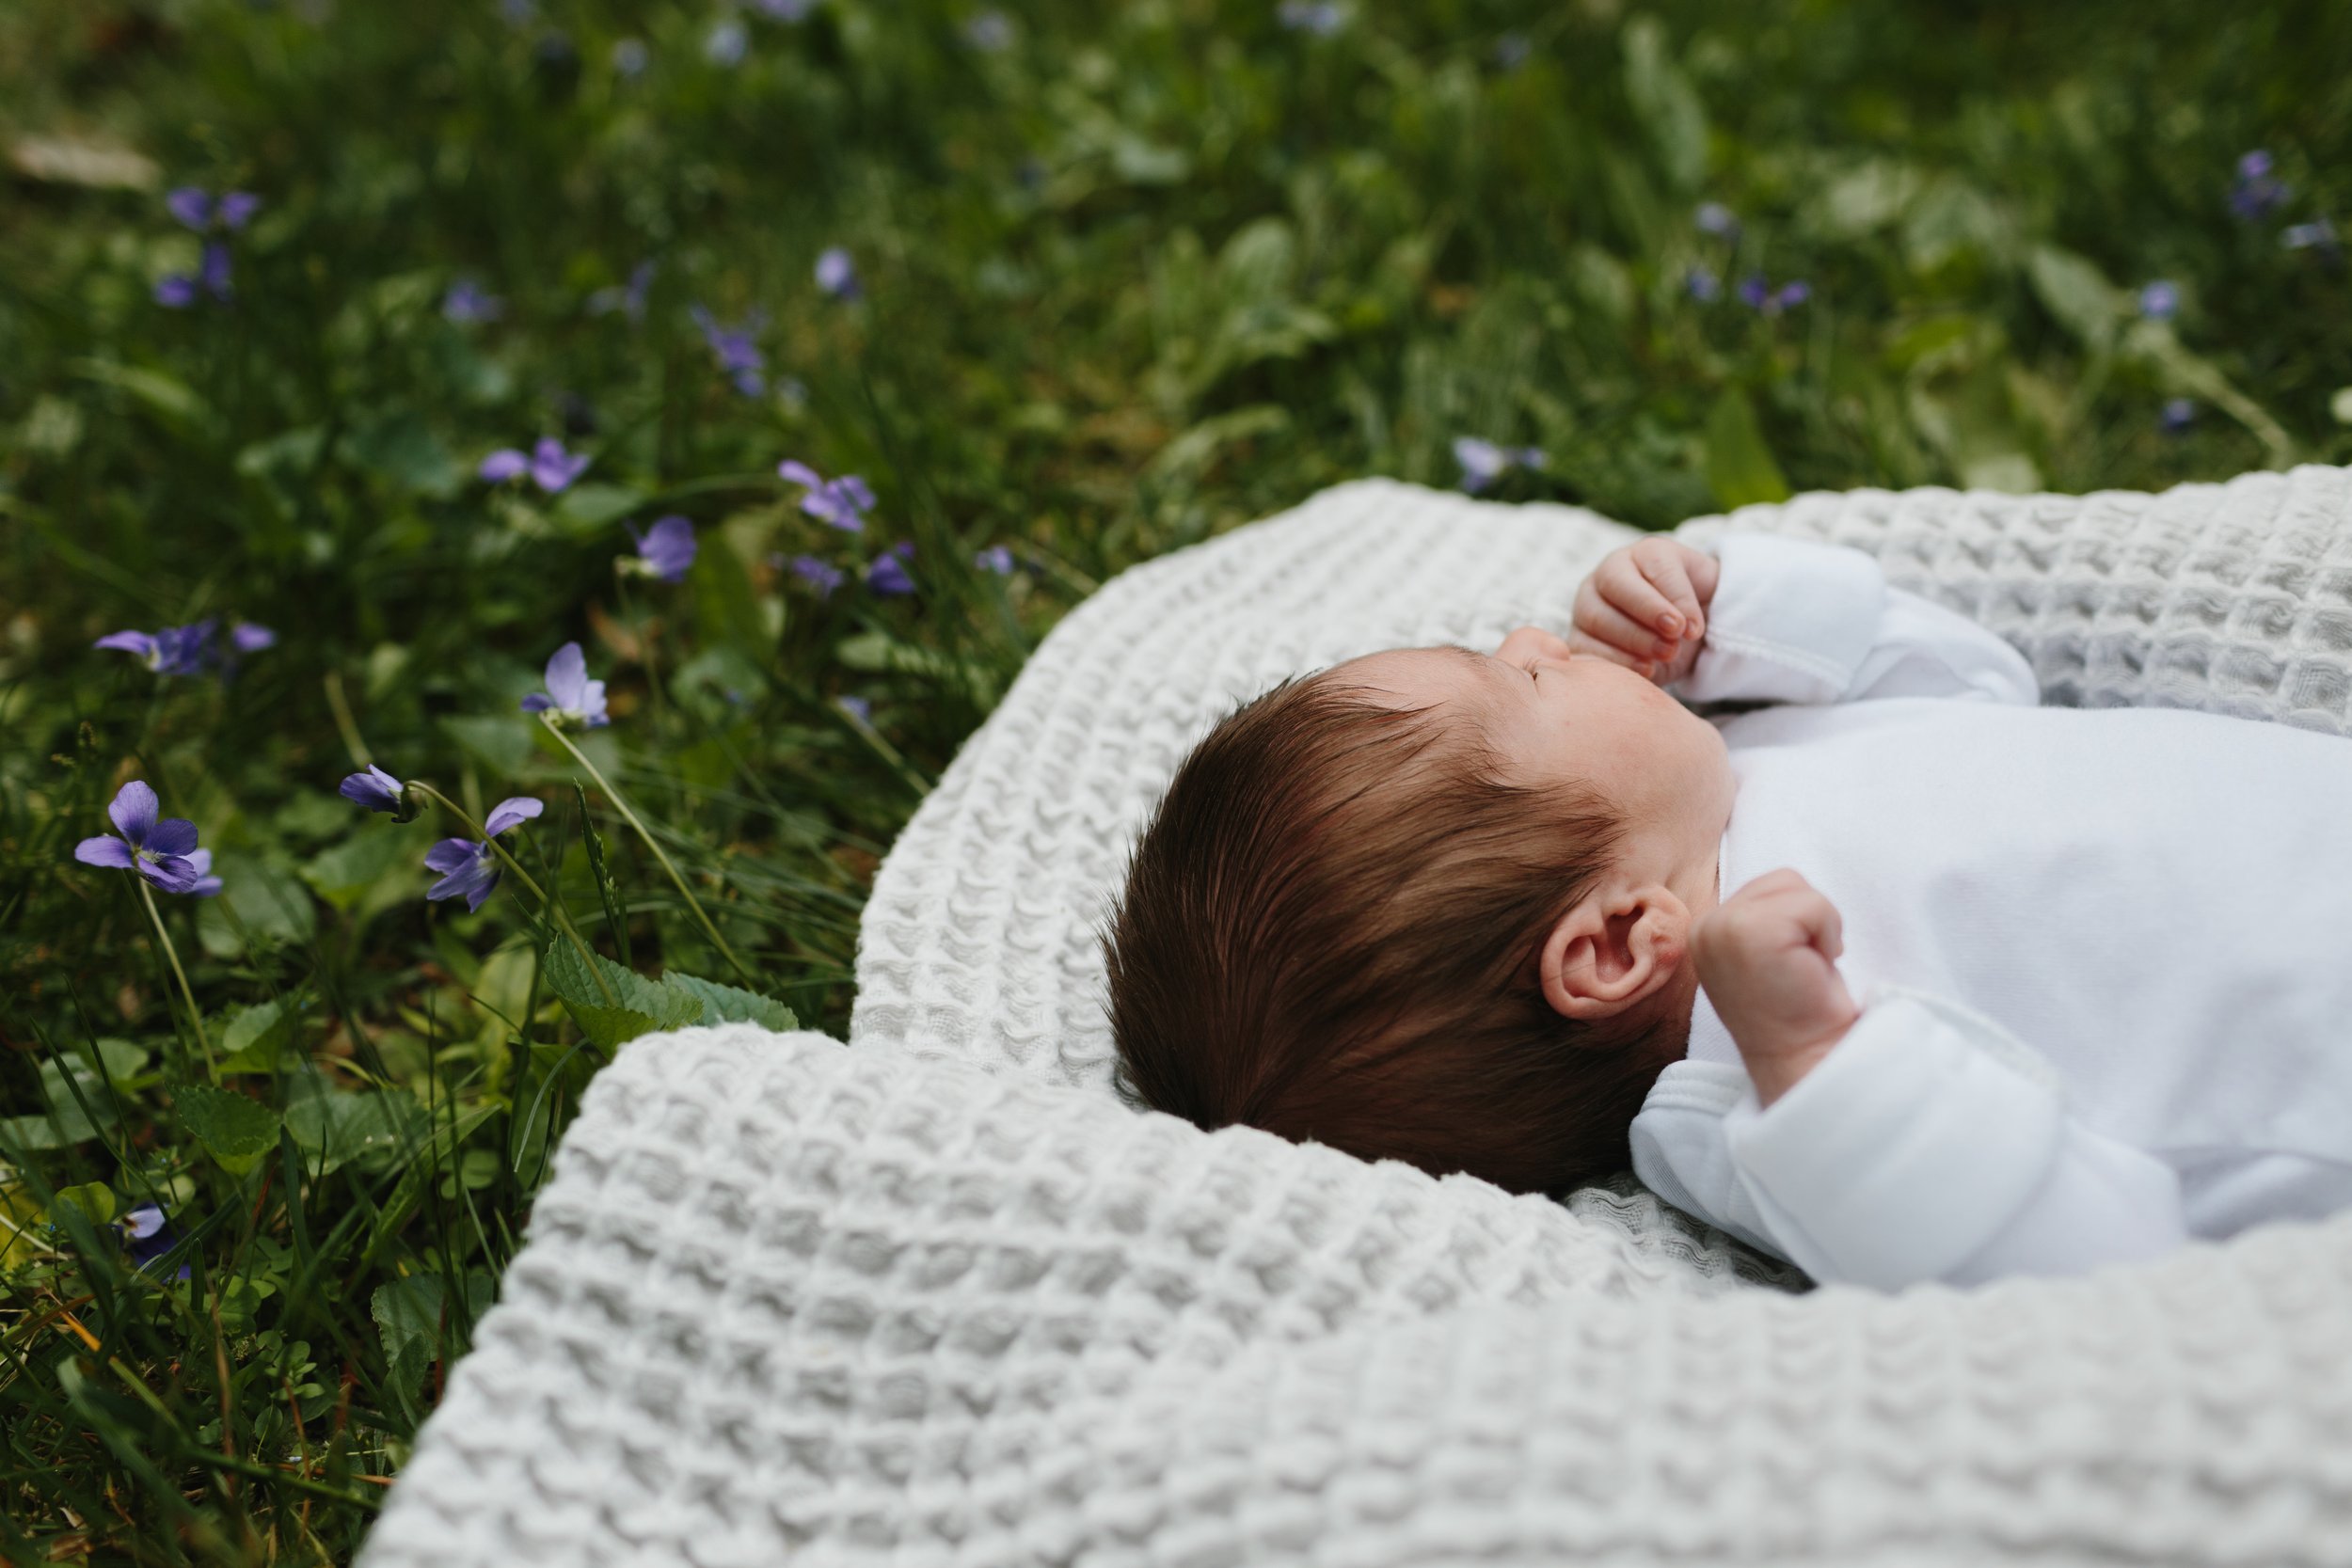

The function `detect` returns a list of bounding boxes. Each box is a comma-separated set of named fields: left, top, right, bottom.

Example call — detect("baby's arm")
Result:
left=1698, top=870, right=2190, bottom=1291
left=1574, top=530, right=2041, bottom=707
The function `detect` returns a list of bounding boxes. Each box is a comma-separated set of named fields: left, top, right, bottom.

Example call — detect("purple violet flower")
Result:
left=1278, top=0, right=1345, bottom=34
left=341, top=765, right=405, bottom=815
left=1686, top=264, right=1722, bottom=302
left=199, top=242, right=233, bottom=300
left=182, top=848, right=224, bottom=898
left=94, top=623, right=217, bottom=676
left=480, top=436, right=590, bottom=492
left=232, top=622, right=276, bottom=653
left=1737, top=275, right=1810, bottom=314
left=2230, top=149, right=2291, bottom=221
left=2138, top=280, right=2179, bottom=320
left=814, top=246, right=860, bottom=300
left=159, top=245, right=233, bottom=308
left=1452, top=437, right=1544, bottom=495
left=866, top=541, right=916, bottom=596
left=590, top=259, right=657, bottom=320
left=167, top=187, right=261, bottom=232
left=755, top=0, right=813, bottom=16
left=72, top=781, right=208, bottom=895
left=705, top=18, right=747, bottom=65
left=444, top=278, right=505, bottom=323
left=121, top=1202, right=192, bottom=1280
left=423, top=797, right=543, bottom=912
left=691, top=305, right=768, bottom=395
left=521, top=641, right=610, bottom=728
left=167, top=187, right=212, bottom=230
left=778, top=460, right=878, bottom=531
left=975, top=544, right=1015, bottom=575
left=836, top=695, right=872, bottom=723
left=627, top=515, right=698, bottom=583
left=785, top=554, right=845, bottom=595
left=2161, top=398, right=2197, bottom=434
left=1694, top=201, right=1740, bottom=239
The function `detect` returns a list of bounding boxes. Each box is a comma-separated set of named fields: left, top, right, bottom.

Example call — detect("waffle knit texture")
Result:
left=363, top=467, right=2352, bottom=1567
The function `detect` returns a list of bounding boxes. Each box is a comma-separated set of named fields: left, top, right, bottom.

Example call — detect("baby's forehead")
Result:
left=1326, top=644, right=1487, bottom=709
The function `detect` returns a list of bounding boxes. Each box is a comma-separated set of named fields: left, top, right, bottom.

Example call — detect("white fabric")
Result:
left=363, top=467, right=2352, bottom=1567
left=1633, top=530, right=2352, bottom=1291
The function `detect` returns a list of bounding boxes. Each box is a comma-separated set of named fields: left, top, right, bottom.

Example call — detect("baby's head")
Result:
left=1104, top=626, right=1734, bottom=1195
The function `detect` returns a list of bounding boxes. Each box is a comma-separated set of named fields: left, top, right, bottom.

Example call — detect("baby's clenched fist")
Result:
left=1692, top=867, right=1860, bottom=1106
left=1569, top=535, right=1722, bottom=685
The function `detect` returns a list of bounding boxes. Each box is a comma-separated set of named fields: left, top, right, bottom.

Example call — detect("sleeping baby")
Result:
left=1103, top=528, right=2352, bottom=1291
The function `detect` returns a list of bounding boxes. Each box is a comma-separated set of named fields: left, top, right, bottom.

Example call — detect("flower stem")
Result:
left=405, top=783, right=620, bottom=1009
left=537, top=715, right=755, bottom=985
left=137, top=879, right=214, bottom=1072
left=323, top=670, right=372, bottom=768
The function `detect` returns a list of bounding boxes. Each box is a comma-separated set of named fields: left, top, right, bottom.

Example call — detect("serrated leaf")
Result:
left=661, top=972, right=798, bottom=1033
left=1703, top=388, right=1790, bottom=510
left=173, top=1084, right=282, bottom=1177
left=542, top=941, right=701, bottom=1050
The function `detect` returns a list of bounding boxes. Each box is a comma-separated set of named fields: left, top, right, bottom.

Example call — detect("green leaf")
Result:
left=439, top=713, right=537, bottom=776
left=173, top=1083, right=282, bottom=1177
left=1703, top=388, right=1791, bottom=510
left=80, top=1037, right=151, bottom=1088
left=2026, top=245, right=2121, bottom=354
left=346, top=409, right=464, bottom=499
left=216, top=997, right=301, bottom=1076
left=542, top=941, right=702, bottom=1051
left=67, top=356, right=215, bottom=437
left=373, top=1271, right=495, bottom=1412
left=197, top=854, right=319, bottom=959
left=0, top=1057, right=123, bottom=1152
left=661, top=972, right=798, bottom=1033
left=283, top=1085, right=430, bottom=1177
left=47, top=1183, right=116, bottom=1227
left=553, top=483, right=646, bottom=532
left=1622, top=15, right=1708, bottom=193
left=300, top=828, right=416, bottom=911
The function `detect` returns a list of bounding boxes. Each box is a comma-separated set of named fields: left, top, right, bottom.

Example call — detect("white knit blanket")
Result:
left=364, top=468, right=2352, bottom=1566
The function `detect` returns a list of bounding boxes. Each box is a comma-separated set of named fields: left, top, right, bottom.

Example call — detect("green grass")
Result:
left=1, top=0, right=2346, bottom=1560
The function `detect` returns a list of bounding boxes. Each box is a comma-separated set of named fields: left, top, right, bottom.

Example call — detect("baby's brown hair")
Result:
left=1103, top=664, right=1683, bottom=1196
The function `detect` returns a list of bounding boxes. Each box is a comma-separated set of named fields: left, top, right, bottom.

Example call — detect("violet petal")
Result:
left=109, top=782, right=160, bottom=846
left=74, top=835, right=137, bottom=871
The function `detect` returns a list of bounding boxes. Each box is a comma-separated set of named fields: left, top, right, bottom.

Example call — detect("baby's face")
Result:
left=1341, top=626, right=1735, bottom=865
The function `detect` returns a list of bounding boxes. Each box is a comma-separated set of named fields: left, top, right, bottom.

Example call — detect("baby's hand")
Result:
left=1570, top=535, right=1722, bottom=685
left=1692, top=868, right=1860, bottom=1106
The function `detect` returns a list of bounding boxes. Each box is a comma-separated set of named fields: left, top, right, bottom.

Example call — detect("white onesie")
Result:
left=1625, top=530, right=2352, bottom=1291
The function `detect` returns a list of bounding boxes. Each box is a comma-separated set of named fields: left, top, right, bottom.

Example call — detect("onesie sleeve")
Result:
left=1718, top=984, right=2191, bottom=1291
left=1665, top=529, right=2041, bottom=707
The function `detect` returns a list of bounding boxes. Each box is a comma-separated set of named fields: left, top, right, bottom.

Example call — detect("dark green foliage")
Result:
left=1, top=0, right=2346, bottom=1560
